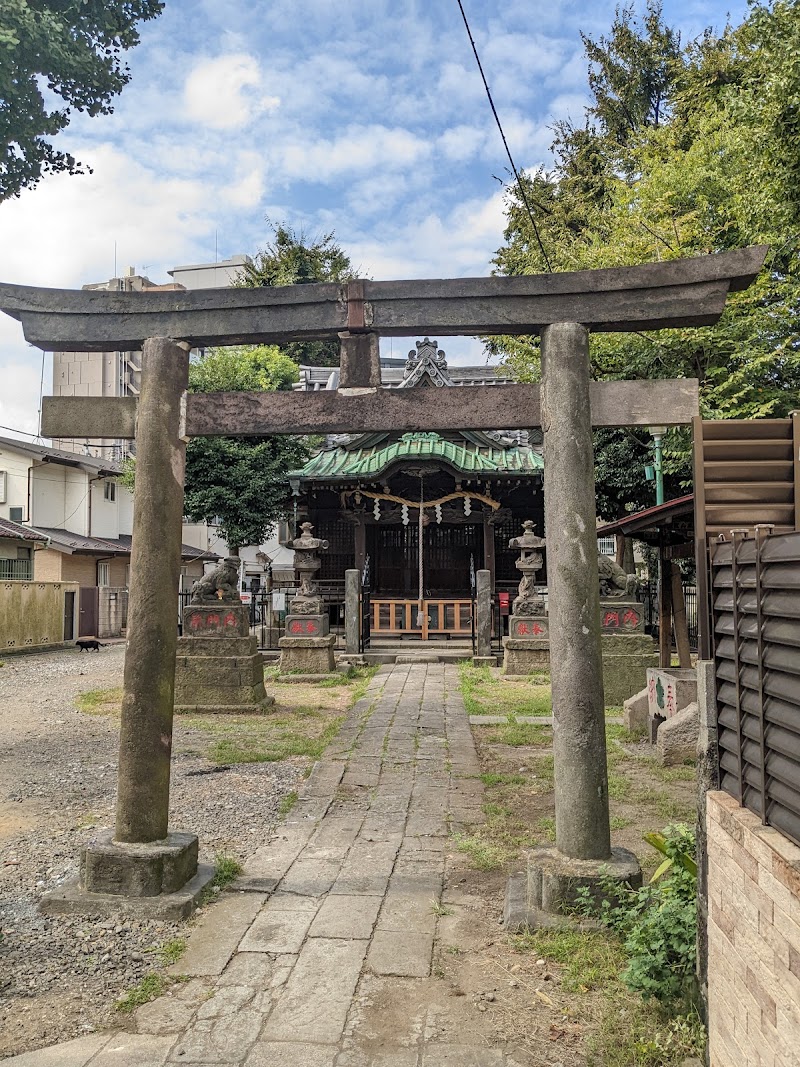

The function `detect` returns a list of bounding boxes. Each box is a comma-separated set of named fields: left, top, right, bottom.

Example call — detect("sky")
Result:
left=0, top=0, right=749, bottom=439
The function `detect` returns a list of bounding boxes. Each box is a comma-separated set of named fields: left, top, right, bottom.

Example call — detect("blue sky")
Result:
left=0, top=0, right=749, bottom=437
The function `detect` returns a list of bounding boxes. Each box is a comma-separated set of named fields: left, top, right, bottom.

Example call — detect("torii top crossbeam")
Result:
left=0, top=246, right=768, bottom=437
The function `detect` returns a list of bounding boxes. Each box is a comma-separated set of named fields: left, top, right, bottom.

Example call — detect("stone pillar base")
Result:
left=174, top=610, right=275, bottom=714
left=279, top=633, right=336, bottom=675
left=504, top=845, right=642, bottom=932
left=472, top=655, right=498, bottom=667
left=502, top=637, right=550, bottom=675
left=40, top=830, right=215, bottom=920
left=602, top=634, right=659, bottom=706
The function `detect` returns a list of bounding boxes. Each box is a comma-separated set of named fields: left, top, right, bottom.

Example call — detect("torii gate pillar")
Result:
left=43, top=338, right=214, bottom=918
left=506, top=323, right=641, bottom=928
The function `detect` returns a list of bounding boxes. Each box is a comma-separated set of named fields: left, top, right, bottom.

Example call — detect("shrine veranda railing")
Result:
left=712, top=529, right=800, bottom=847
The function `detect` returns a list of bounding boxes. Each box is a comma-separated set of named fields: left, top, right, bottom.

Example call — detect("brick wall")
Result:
left=707, top=790, right=800, bottom=1066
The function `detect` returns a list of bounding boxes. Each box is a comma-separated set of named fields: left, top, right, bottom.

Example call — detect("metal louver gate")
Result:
left=712, top=527, right=800, bottom=846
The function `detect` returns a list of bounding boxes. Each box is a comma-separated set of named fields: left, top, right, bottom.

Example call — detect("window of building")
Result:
left=9, top=506, right=24, bottom=522
left=98, top=561, right=110, bottom=586
left=104, top=481, right=116, bottom=502
left=597, top=536, right=616, bottom=557
left=16, top=547, right=31, bottom=560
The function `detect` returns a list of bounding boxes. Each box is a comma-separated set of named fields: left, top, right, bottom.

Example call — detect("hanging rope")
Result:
left=417, top=474, right=425, bottom=620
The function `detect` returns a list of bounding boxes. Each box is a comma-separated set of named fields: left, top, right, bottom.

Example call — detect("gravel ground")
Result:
left=0, top=645, right=304, bottom=1058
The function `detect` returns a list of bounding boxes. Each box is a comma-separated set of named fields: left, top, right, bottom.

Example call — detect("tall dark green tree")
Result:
left=0, top=0, right=163, bottom=200
left=183, top=345, right=310, bottom=555
left=237, top=224, right=357, bottom=367
left=492, top=0, right=800, bottom=519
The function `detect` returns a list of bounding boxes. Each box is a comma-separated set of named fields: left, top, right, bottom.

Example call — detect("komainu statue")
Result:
left=598, top=554, right=640, bottom=598
left=190, top=557, right=240, bottom=603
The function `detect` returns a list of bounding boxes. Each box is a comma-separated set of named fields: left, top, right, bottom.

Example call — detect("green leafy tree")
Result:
left=183, top=345, right=309, bottom=556
left=492, top=0, right=800, bottom=516
left=0, top=0, right=163, bottom=200
left=237, top=224, right=357, bottom=367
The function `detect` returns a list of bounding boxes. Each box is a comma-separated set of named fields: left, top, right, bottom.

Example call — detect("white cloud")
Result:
left=183, top=54, right=280, bottom=130
left=0, top=356, right=43, bottom=438
left=279, top=125, right=429, bottom=182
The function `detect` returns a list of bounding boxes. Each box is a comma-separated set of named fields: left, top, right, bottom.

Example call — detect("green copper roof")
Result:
left=293, top=432, right=543, bottom=480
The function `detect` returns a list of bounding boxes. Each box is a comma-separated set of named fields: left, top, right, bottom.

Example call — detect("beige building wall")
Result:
left=0, top=447, right=32, bottom=522
left=707, top=790, right=800, bottom=1067
left=60, top=555, right=100, bottom=587
left=0, top=580, right=79, bottom=651
left=33, top=548, right=63, bottom=582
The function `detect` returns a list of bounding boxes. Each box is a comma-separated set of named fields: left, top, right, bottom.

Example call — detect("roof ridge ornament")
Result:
left=402, top=338, right=453, bottom=388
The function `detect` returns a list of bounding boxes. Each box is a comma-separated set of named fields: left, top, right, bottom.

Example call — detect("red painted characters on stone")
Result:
left=223, top=612, right=237, bottom=628
left=622, top=607, right=640, bottom=628
left=290, top=620, right=304, bottom=634
left=189, top=613, right=203, bottom=631
left=603, top=610, right=620, bottom=628
left=205, top=613, right=220, bottom=628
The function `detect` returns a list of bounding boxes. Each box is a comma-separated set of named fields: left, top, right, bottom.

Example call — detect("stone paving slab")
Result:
left=6, top=664, right=507, bottom=1067
left=168, top=893, right=266, bottom=977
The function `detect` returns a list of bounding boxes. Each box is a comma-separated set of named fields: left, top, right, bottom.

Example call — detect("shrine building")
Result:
left=287, top=338, right=544, bottom=640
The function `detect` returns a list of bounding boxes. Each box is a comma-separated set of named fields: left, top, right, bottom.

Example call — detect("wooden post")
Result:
left=354, top=520, right=366, bottom=573
left=659, top=552, right=674, bottom=668
left=482, top=511, right=496, bottom=586
left=671, top=565, right=692, bottom=667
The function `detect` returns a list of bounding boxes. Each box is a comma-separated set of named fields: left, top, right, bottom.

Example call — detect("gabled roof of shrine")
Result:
left=296, top=431, right=543, bottom=480
left=290, top=338, right=543, bottom=482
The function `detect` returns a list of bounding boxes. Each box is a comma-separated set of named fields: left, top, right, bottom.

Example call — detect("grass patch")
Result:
left=453, top=833, right=508, bottom=871
left=610, top=814, right=634, bottom=831
left=458, top=661, right=552, bottom=718
left=485, top=721, right=551, bottom=747
left=115, top=973, right=169, bottom=1013
left=607, top=771, right=631, bottom=800
left=154, top=938, right=186, bottom=966
left=479, top=771, right=526, bottom=787
left=536, top=815, right=556, bottom=841
left=212, top=853, right=243, bottom=890
left=278, top=790, right=298, bottom=815
left=190, top=712, right=346, bottom=765
left=75, top=686, right=123, bottom=715
left=512, top=927, right=705, bottom=1066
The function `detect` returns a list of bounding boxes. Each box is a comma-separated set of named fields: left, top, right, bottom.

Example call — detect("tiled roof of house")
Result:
left=0, top=517, right=48, bottom=542
left=31, top=527, right=219, bottom=560
left=0, top=435, right=123, bottom=474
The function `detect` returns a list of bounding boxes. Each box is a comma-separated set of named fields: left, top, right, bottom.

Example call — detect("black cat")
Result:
left=76, top=638, right=105, bottom=652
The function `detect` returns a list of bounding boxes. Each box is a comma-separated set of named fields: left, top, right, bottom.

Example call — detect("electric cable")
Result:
left=454, top=0, right=553, bottom=271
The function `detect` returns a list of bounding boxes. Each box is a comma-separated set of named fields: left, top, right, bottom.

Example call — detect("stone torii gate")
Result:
left=0, top=245, right=766, bottom=917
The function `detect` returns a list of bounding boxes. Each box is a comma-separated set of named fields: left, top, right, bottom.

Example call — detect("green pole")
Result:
left=650, top=427, right=665, bottom=506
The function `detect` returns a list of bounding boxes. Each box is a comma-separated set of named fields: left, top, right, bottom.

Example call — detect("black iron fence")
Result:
left=712, top=528, right=800, bottom=848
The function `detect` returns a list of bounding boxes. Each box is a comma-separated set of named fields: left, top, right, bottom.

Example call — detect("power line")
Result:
left=454, top=0, right=552, bottom=271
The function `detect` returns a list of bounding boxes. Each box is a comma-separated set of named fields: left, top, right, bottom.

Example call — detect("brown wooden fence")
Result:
left=712, top=527, right=800, bottom=847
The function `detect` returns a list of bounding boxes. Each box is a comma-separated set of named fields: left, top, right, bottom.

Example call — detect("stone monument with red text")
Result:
left=597, top=557, right=658, bottom=705
left=279, top=523, right=336, bottom=675
left=174, top=557, right=273, bottom=713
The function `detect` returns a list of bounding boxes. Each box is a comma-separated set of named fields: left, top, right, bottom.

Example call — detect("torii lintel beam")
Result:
left=0, top=246, right=767, bottom=352
left=41, top=378, right=700, bottom=440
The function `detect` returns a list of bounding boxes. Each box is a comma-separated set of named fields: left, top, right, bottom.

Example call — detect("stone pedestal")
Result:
left=279, top=633, right=336, bottom=675
left=502, top=614, right=549, bottom=674
left=174, top=603, right=273, bottom=714
left=602, top=633, right=659, bottom=707
left=41, top=830, right=214, bottom=920
left=505, top=845, right=642, bottom=931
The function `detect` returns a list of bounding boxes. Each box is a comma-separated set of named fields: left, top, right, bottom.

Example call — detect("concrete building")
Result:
left=168, top=255, right=250, bottom=290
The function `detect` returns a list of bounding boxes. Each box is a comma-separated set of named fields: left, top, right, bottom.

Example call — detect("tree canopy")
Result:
left=0, top=0, right=163, bottom=201
left=183, top=345, right=310, bottom=555
left=237, top=224, right=357, bottom=368
left=492, top=0, right=800, bottom=518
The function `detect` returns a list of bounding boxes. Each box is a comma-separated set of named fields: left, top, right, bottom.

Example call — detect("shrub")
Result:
left=576, top=824, right=698, bottom=1006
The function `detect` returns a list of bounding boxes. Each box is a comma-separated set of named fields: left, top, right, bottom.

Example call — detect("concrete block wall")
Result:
left=98, top=587, right=128, bottom=638
left=707, top=790, right=800, bottom=1066
left=0, top=580, right=79, bottom=651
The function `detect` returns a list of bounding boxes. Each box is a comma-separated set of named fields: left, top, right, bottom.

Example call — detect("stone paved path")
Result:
left=4, top=664, right=534, bottom=1067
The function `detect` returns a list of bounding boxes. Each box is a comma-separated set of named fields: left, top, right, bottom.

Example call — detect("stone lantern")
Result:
left=503, top=519, right=550, bottom=675
left=279, top=522, right=336, bottom=674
